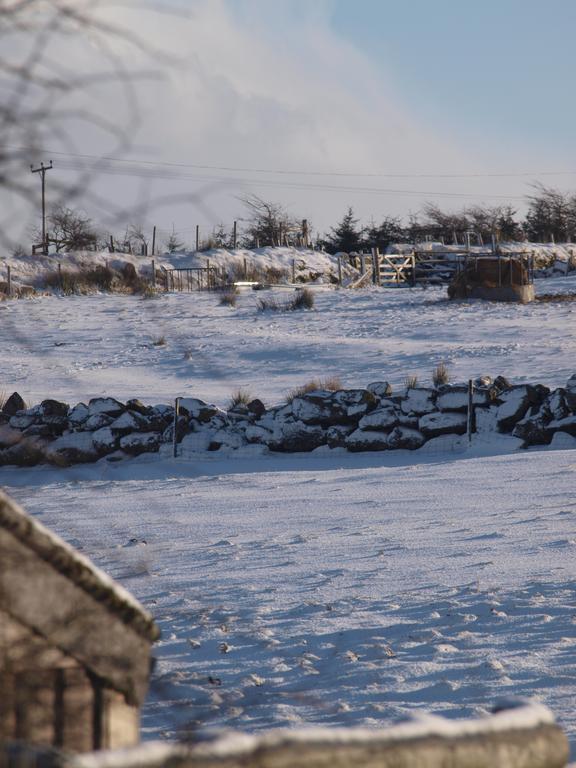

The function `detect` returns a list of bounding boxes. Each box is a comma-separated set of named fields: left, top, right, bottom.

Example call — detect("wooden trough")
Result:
left=448, top=255, right=535, bottom=303
left=0, top=491, right=159, bottom=753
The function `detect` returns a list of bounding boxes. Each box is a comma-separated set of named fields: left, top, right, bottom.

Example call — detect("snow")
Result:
left=4, top=265, right=576, bottom=750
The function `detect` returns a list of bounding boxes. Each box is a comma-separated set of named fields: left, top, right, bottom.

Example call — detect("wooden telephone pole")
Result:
left=30, top=160, right=53, bottom=254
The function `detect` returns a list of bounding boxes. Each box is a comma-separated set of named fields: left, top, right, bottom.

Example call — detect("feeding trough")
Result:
left=448, top=253, right=535, bottom=303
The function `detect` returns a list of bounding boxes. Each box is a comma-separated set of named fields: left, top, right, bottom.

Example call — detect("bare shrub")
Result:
left=432, top=362, right=450, bottom=387
left=42, top=265, right=114, bottom=294
left=219, top=291, right=238, bottom=307
left=264, top=266, right=290, bottom=283
left=153, top=335, right=167, bottom=347
left=405, top=375, right=419, bottom=390
left=290, top=288, right=315, bottom=310
left=286, top=376, right=342, bottom=403
left=228, top=388, right=252, bottom=409
left=257, top=295, right=281, bottom=312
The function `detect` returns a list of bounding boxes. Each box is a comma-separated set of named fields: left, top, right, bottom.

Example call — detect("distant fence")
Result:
left=162, top=267, right=226, bottom=292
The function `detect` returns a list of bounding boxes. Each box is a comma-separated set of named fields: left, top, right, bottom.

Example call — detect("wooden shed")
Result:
left=0, top=490, right=159, bottom=753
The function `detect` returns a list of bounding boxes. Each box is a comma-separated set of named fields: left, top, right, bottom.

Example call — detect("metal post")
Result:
left=151, top=225, right=156, bottom=256
left=292, top=258, right=296, bottom=283
left=467, top=379, right=475, bottom=444
left=6, top=265, right=11, bottom=297
left=195, top=225, right=199, bottom=252
left=173, top=397, right=181, bottom=458
left=151, top=260, right=156, bottom=288
left=233, top=220, right=237, bottom=250
left=337, top=256, right=342, bottom=286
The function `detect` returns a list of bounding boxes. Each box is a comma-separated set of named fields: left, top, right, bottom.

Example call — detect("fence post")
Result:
left=195, top=225, right=199, bottom=252
left=360, top=254, right=366, bottom=275
left=173, top=397, right=181, bottom=458
left=109, top=234, right=115, bottom=253
left=372, top=247, right=380, bottom=286
left=302, top=219, right=309, bottom=248
left=58, top=262, right=62, bottom=290
left=151, top=260, right=156, bottom=288
left=292, top=259, right=296, bottom=283
left=243, top=257, right=247, bottom=280
left=233, top=220, right=237, bottom=250
left=6, top=265, right=11, bottom=297
left=337, top=256, right=342, bottom=286
left=467, top=379, right=475, bottom=444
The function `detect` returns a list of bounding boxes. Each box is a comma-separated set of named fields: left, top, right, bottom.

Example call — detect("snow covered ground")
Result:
left=2, top=271, right=576, bottom=749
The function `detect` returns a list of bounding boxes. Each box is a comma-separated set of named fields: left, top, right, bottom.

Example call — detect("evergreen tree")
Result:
left=324, top=207, right=363, bottom=253
left=364, top=216, right=406, bottom=252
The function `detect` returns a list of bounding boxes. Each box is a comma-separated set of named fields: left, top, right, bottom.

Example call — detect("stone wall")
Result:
left=2, top=374, right=576, bottom=467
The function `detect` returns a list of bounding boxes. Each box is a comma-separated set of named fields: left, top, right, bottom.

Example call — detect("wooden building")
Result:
left=0, top=490, right=159, bottom=752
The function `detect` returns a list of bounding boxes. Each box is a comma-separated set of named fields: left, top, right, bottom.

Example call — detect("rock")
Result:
left=126, top=398, right=150, bottom=415
left=512, top=416, right=553, bottom=446
left=271, top=421, right=326, bottom=452
left=545, top=389, right=570, bottom=421
left=0, top=438, right=47, bottom=467
left=39, top=399, right=69, bottom=417
left=547, top=415, right=576, bottom=438
left=209, top=429, right=245, bottom=451
left=346, top=429, right=389, bottom=452
left=474, top=406, right=499, bottom=433
left=332, top=389, right=376, bottom=419
left=151, top=403, right=175, bottom=421
left=492, top=375, right=511, bottom=393
left=326, top=424, right=355, bottom=448
left=46, top=432, right=101, bottom=465
left=83, top=413, right=114, bottom=431
left=401, top=388, right=437, bottom=416
left=290, top=393, right=342, bottom=426
left=366, top=381, right=393, bottom=398
left=3, top=392, right=25, bottom=415
left=386, top=426, right=425, bottom=450
left=26, top=416, right=67, bottom=438
left=68, top=403, right=90, bottom=426
left=0, top=425, right=23, bottom=449
left=247, top=399, right=266, bottom=418
left=92, top=427, right=119, bottom=453
left=358, top=406, right=399, bottom=431
left=179, top=398, right=220, bottom=422
left=436, top=387, right=492, bottom=412
left=109, top=411, right=149, bottom=435
left=180, top=431, right=214, bottom=453
left=119, top=432, right=161, bottom=455
left=419, top=411, right=468, bottom=438
left=496, top=385, right=544, bottom=432
left=474, top=375, right=492, bottom=388
left=88, top=397, right=125, bottom=417
left=161, top=416, right=188, bottom=444
left=245, top=425, right=274, bottom=445
left=9, top=414, right=36, bottom=430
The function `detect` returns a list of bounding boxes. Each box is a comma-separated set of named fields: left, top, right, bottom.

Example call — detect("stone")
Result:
left=0, top=425, right=23, bottom=449
left=496, top=385, right=544, bottom=432
left=346, top=429, right=389, bottom=452
left=512, top=416, right=553, bottom=447
left=366, top=381, right=393, bottom=398
left=245, top=425, right=274, bottom=445
left=92, top=427, right=120, bottom=453
left=2, top=392, right=25, bottom=416
left=109, top=411, right=149, bottom=435
left=546, top=389, right=570, bottom=421
left=68, top=403, right=90, bottom=425
left=9, top=414, right=36, bottom=430
left=88, top=397, right=125, bottom=417
left=400, top=388, right=437, bottom=416
left=161, top=416, right=188, bottom=444
left=178, top=398, right=220, bottom=422
left=474, top=375, right=492, bottom=388
left=358, top=406, right=399, bottom=431
left=39, top=399, right=69, bottom=417
left=386, top=426, right=426, bottom=450
left=419, top=411, right=467, bottom=438
left=326, top=424, right=355, bottom=448
left=547, top=415, right=576, bottom=438
left=209, top=429, right=245, bottom=451
left=119, top=432, right=161, bottom=456
left=0, top=438, right=47, bottom=467
left=180, top=430, right=214, bottom=453
left=26, top=416, right=67, bottom=439
left=271, top=421, right=326, bottom=452
left=247, top=399, right=266, bottom=418
left=46, top=432, right=101, bottom=465
left=492, top=375, right=511, bottom=393
left=332, top=389, right=376, bottom=419
left=290, top=393, right=343, bottom=426
left=126, top=398, right=151, bottom=415
left=83, top=413, right=114, bottom=431
left=436, top=387, right=492, bottom=412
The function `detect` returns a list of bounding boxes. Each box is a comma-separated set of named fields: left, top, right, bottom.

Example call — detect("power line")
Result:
left=5, top=143, right=576, bottom=180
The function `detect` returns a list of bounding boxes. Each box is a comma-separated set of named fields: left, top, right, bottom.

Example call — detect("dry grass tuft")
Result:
left=152, top=335, right=167, bottom=347
left=286, top=376, right=342, bottom=403
left=219, top=290, right=238, bottom=307
left=258, top=288, right=315, bottom=313
left=405, top=374, right=419, bottom=390
left=228, top=388, right=253, bottom=409
left=432, top=361, right=450, bottom=387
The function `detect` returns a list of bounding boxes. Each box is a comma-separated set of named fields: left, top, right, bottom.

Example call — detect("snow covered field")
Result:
left=2, top=274, right=576, bottom=748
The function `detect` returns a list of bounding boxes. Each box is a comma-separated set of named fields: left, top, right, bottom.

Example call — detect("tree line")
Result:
left=19, top=183, right=576, bottom=257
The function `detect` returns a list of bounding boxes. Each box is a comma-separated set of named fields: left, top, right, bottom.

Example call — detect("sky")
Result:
left=10, top=0, right=576, bottom=247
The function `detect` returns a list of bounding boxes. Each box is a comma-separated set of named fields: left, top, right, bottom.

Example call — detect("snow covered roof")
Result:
left=0, top=490, right=159, bottom=643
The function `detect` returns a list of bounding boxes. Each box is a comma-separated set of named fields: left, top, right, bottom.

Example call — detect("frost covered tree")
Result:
left=240, top=195, right=299, bottom=247
left=43, top=206, right=98, bottom=252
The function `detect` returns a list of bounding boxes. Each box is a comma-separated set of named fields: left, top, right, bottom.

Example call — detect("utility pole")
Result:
left=30, top=160, right=53, bottom=255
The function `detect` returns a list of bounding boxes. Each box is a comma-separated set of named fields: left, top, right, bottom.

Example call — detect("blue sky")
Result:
left=331, top=0, right=576, bottom=162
